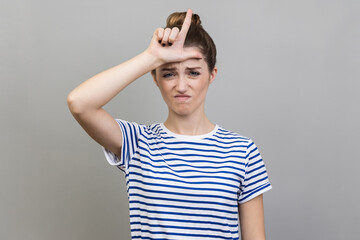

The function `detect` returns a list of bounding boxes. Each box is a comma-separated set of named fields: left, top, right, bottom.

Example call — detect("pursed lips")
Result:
left=174, top=94, right=191, bottom=101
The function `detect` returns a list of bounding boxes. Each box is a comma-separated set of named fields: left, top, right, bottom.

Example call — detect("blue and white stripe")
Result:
left=102, top=119, right=272, bottom=239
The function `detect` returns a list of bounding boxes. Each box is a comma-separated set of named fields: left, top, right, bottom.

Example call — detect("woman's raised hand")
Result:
left=147, top=9, right=202, bottom=66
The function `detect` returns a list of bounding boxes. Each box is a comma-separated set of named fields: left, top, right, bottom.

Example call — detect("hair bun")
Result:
left=165, top=11, right=202, bottom=30
left=191, top=14, right=202, bottom=26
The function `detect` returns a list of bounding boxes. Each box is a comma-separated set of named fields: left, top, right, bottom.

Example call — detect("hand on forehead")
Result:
left=160, top=57, right=204, bottom=69
left=161, top=46, right=203, bottom=65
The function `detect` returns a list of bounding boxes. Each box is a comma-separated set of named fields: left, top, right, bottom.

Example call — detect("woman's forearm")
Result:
left=68, top=10, right=199, bottom=114
left=67, top=50, right=160, bottom=113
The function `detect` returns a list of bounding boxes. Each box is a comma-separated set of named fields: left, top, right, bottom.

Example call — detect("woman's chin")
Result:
left=171, top=107, right=193, bottom=117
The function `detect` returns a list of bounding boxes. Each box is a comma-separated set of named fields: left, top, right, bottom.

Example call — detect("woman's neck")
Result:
left=164, top=109, right=215, bottom=136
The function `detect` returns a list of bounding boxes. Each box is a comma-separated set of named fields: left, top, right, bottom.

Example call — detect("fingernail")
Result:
left=168, top=43, right=172, bottom=46
left=162, top=43, right=166, bottom=47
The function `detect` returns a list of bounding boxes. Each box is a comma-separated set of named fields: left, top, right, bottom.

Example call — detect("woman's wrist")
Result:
left=141, top=48, right=165, bottom=72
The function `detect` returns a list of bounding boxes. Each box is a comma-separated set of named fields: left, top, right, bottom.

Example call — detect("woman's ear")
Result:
left=209, top=66, right=218, bottom=84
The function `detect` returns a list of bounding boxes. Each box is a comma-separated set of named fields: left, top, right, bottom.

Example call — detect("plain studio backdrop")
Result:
left=1, top=0, right=359, bottom=239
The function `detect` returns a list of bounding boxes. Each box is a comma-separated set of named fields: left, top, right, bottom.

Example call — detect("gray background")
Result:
left=1, top=0, right=359, bottom=239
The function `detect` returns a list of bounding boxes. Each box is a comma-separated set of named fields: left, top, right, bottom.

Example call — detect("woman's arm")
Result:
left=67, top=51, right=159, bottom=156
left=67, top=51, right=160, bottom=113
left=67, top=9, right=199, bottom=157
left=238, top=194, right=266, bottom=240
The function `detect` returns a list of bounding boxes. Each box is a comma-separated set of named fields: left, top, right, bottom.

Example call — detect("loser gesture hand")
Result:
left=147, top=9, right=202, bottom=66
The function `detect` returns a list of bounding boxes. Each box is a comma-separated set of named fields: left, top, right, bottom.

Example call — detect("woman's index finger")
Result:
left=179, top=9, right=193, bottom=38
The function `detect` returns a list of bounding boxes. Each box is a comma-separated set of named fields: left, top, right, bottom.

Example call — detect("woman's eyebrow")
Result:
left=186, top=66, right=202, bottom=70
left=160, top=66, right=202, bottom=71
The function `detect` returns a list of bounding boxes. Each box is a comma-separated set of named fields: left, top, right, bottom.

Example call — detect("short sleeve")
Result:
left=101, top=119, right=142, bottom=171
left=238, top=139, right=272, bottom=203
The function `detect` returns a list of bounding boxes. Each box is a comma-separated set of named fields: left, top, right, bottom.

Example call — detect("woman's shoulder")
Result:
left=113, top=119, right=166, bottom=140
left=215, top=125, right=252, bottom=143
left=113, top=119, right=156, bottom=133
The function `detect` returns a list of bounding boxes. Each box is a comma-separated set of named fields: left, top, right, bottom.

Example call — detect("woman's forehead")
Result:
left=160, top=58, right=205, bottom=70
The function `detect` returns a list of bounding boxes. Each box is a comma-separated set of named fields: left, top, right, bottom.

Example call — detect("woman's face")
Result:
left=153, top=47, right=217, bottom=117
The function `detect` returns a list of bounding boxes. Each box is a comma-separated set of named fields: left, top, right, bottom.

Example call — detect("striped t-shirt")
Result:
left=102, top=119, right=272, bottom=240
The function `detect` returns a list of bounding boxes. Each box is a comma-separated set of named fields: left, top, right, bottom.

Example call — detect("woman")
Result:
left=67, top=9, right=272, bottom=240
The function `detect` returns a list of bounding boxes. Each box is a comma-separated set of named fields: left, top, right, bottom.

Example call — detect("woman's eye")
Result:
left=163, top=73, right=175, bottom=78
left=190, top=71, right=200, bottom=77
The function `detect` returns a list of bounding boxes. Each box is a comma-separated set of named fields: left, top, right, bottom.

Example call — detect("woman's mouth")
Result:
left=175, top=94, right=191, bottom=101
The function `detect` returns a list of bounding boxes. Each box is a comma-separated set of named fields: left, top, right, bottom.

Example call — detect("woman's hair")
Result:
left=152, top=11, right=217, bottom=75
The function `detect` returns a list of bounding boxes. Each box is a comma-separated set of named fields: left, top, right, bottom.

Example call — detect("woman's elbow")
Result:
left=67, top=92, right=86, bottom=115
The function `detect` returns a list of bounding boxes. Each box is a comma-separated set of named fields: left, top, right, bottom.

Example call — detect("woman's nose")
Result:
left=176, top=75, right=188, bottom=92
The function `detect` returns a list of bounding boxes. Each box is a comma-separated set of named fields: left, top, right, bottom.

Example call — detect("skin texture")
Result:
left=67, top=9, right=267, bottom=239
left=239, top=195, right=266, bottom=240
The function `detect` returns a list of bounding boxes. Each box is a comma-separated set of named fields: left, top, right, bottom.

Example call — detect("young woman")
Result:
left=67, top=9, right=272, bottom=240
